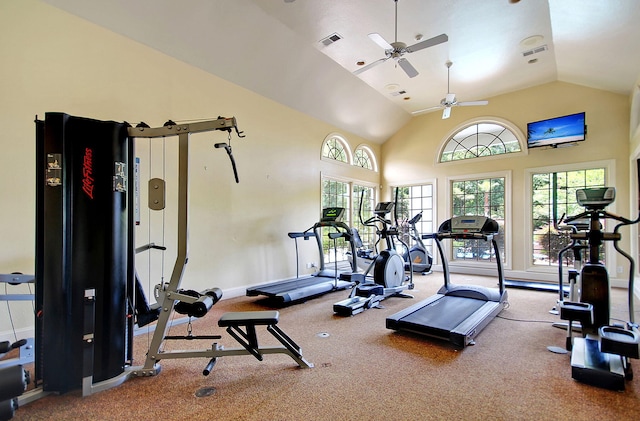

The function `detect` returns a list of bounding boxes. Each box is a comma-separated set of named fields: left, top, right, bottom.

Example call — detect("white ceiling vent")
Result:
left=319, top=33, right=343, bottom=47
left=522, top=44, right=548, bottom=57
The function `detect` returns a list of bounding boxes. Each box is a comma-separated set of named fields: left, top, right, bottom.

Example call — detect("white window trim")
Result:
left=353, top=144, right=379, bottom=172
left=523, top=159, right=617, bottom=282
left=444, top=170, right=512, bottom=275
left=321, top=132, right=353, bottom=165
left=437, top=117, right=528, bottom=165
left=390, top=179, right=438, bottom=264
left=320, top=172, right=378, bottom=221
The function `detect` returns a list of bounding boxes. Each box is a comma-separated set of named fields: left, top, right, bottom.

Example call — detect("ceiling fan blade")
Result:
left=442, top=107, right=452, bottom=119
left=397, top=58, right=418, bottom=78
left=406, top=33, right=448, bottom=53
left=411, top=106, right=443, bottom=116
left=457, top=100, right=489, bottom=107
left=353, top=57, right=390, bottom=75
left=368, top=33, right=393, bottom=50
left=445, top=93, right=456, bottom=104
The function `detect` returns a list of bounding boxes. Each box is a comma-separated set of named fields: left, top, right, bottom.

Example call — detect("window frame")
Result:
left=390, top=181, right=437, bottom=262
left=524, top=159, right=617, bottom=276
left=320, top=173, right=377, bottom=263
left=353, top=144, right=378, bottom=172
left=321, top=133, right=353, bottom=165
left=445, top=170, right=512, bottom=273
left=438, top=117, right=527, bottom=165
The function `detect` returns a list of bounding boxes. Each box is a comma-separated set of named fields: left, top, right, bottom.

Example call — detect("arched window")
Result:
left=322, top=134, right=352, bottom=164
left=440, top=119, right=524, bottom=163
left=353, top=145, right=378, bottom=172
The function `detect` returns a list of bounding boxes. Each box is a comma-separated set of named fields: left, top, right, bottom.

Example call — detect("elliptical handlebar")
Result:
left=612, top=212, right=640, bottom=325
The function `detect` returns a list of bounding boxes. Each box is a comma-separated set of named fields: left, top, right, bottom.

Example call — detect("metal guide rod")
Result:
left=128, top=117, right=237, bottom=373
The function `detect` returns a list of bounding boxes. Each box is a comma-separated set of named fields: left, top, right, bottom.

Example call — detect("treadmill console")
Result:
left=374, top=201, right=394, bottom=216
left=320, top=207, right=345, bottom=223
left=439, top=216, right=499, bottom=237
left=576, top=187, right=615, bottom=209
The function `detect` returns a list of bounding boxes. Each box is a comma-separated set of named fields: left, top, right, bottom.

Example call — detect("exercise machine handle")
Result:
left=215, top=143, right=239, bottom=183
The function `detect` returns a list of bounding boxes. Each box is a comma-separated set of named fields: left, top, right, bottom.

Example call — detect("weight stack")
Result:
left=35, top=113, right=133, bottom=393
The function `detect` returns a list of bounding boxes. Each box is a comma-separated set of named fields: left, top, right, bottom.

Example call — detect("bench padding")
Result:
left=218, top=311, right=279, bottom=327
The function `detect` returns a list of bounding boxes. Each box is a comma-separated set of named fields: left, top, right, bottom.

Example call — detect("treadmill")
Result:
left=386, top=216, right=508, bottom=347
left=246, top=207, right=358, bottom=304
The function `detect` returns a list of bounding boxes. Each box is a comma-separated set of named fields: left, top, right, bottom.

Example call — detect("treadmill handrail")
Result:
left=437, top=232, right=494, bottom=241
left=430, top=217, right=505, bottom=295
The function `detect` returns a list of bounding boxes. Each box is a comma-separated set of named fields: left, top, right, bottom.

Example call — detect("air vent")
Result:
left=522, top=44, right=548, bottom=57
left=319, top=33, right=343, bottom=47
left=390, top=90, right=408, bottom=97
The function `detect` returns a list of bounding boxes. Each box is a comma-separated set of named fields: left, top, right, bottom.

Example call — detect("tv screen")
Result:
left=527, top=112, right=586, bottom=148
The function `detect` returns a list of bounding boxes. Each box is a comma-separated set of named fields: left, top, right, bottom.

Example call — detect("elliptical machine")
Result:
left=333, top=193, right=414, bottom=316
left=397, top=210, right=433, bottom=275
left=556, top=187, right=640, bottom=391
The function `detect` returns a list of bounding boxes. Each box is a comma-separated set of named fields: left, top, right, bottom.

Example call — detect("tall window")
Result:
left=321, top=178, right=351, bottom=264
left=352, top=184, right=376, bottom=252
left=394, top=184, right=435, bottom=258
left=321, top=178, right=376, bottom=264
left=531, top=167, right=606, bottom=267
left=451, top=176, right=506, bottom=263
left=440, top=121, right=522, bottom=163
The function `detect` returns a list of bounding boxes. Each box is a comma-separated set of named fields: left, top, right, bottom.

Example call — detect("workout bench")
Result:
left=134, top=289, right=314, bottom=378
left=213, top=311, right=314, bottom=371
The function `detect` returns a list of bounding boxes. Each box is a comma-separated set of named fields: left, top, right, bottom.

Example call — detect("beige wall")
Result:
left=381, top=81, right=632, bottom=282
left=0, top=1, right=379, bottom=340
left=2, top=0, right=637, bottom=341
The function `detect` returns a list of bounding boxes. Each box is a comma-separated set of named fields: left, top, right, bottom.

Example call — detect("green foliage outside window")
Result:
left=531, top=168, right=605, bottom=266
left=451, top=177, right=505, bottom=263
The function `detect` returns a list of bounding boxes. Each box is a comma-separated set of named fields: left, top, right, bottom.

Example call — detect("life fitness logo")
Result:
left=82, top=147, right=94, bottom=199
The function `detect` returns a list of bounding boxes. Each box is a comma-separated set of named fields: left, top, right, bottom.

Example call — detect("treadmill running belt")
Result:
left=248, top=276, right=332, bottom=296
left=400, top=295, right=485, bottom=332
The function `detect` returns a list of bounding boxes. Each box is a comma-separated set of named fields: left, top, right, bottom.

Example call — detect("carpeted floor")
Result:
left=9, top=274, right=640, bottom=420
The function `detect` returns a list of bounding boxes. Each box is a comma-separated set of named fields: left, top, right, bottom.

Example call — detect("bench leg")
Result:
left=223, top=322, right=313, bottom=368
left=225, top=325, right=263, bottom=361
left=267, top=324, right=314, bottom=369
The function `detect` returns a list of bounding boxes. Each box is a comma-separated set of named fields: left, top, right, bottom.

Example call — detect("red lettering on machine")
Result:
left=82, top=147, right=94, bottom=199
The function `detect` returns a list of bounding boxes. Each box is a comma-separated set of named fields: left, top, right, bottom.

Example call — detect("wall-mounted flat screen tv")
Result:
left=527, top=112, right=586, bottom=148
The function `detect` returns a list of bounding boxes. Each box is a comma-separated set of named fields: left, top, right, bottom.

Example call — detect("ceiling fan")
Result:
left=412, top=61, right=489, bottom=119
left=353, top=0, right=448, bottom=78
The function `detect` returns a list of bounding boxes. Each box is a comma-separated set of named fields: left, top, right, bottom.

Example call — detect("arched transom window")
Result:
left=322, top=134, right=352, bottom=164
left=353, top=145, right=378, bottom=171
left=440, top=120, right=523, bottom=163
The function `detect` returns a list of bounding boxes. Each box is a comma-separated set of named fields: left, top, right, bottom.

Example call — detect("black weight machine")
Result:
left=246, top=207, right=358, bottom=304
left=15, top=113, right=312, bottom=415
left=556, top=187, right=640, bottom=390
left=333, top=195, right=414, bottom=316
left=386, top=215, right=508, bottom=347
left=125, top=117, right=314, bottom=379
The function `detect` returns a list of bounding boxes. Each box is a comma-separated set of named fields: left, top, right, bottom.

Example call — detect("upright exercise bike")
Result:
left=557, top=187, right=640, bottom=390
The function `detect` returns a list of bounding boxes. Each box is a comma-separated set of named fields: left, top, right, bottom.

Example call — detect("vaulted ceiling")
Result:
left=43, top=0, right=640, bottom=143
